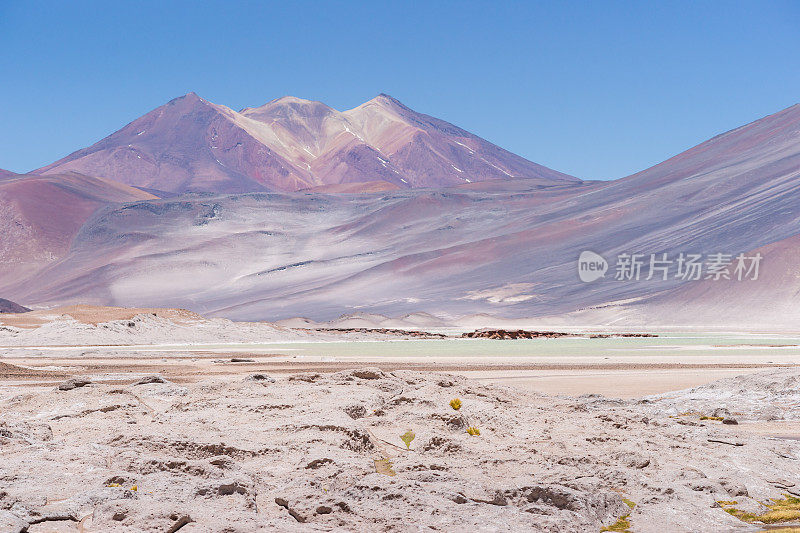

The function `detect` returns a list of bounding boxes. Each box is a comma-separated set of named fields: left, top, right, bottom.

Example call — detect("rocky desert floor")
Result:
left=1, top=309, right=800, bottom=532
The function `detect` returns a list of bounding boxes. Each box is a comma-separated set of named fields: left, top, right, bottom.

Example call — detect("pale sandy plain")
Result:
left=1, top=306, right=800, bottom=532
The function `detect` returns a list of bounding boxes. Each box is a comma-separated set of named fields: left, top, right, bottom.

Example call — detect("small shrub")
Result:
left=717, top=496, right=800, bottom=524
left=449, top=398, right=462, bottom=410
left=466, top=426, right=480, bottom=436
left=374, top=458, right=396, bottom=476
left=601, top=514, right=631, bottom=532
left=622, top=498, right=636, bottom=509
left=400, top=429, right=415, bottom=449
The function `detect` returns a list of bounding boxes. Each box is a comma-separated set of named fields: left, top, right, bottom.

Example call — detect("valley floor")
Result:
left=1, top=313, right=800, bottom=531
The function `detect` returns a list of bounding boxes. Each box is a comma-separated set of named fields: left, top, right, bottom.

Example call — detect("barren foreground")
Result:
left=1, top=366, right=799, bottom=532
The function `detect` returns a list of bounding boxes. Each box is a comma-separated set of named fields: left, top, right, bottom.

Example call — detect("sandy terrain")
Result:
left=1, top=365, right=799, bottom=532
left=1, top=309, right=799, bottom=531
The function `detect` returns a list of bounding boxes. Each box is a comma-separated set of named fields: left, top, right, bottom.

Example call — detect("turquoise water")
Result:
left=144, top=333, right=800, bottom=359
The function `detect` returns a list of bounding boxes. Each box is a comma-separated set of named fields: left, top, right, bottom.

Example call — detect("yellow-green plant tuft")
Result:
left=449, top=398, right=462, bottom=410
left=622, top=498, right=635, bottom=510
left=717, top=496, right=800, bottom=525
left=400, top=429, right=415, bottom=449
left=374, top=458, right=397, bottom=476
left=601, top=514, right=631, bottom=532
left=466, top=426, right=480, bottom=436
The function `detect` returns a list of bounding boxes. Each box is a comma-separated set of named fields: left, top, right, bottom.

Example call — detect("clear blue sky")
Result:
left=1, top=0, right=798, bottom=179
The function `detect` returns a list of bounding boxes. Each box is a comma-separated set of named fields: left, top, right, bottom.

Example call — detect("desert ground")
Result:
left=1, top=307, right=800, bottom=532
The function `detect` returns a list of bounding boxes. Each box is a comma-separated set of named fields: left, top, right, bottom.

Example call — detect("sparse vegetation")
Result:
left=601, top=497, right=635, bottom=532
left=600, top=514, right=631, bottom=532
left=466, top=426, right=480, bottom=436
left=449, top=398, right=462, bottom=410
left=700, top=416, right=724, bottom=421
left=374, top=458, right=396, bottom=476
left=622, top=498, right=636, bottom=510
left=717, top=496, right=800, bottom=525
left=400, top=429, right=415, bottom=449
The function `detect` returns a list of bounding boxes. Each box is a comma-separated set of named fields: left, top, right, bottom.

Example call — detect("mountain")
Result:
left=0, top=169, right=17, bottom=179
left=587, top=232, right=800, bottom=329
left=33, top=93, right=578, bottom=193
left=3, top=102, right=798, bottom=326
left=0, top=298, right=29, bottom=313
left=0, top=171, right=157, bottom=283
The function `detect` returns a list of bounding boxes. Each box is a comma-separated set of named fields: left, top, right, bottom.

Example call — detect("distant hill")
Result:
left=0, top=298, right=30, bottom=313
left=0, top=171, right=158, bottom=282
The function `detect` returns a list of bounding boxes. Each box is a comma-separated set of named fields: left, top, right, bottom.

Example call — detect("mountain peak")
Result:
left=362, top=93, right=408, bottom=111
left=240, top=96, right=335, bottom=118
left=249, top=95, right=326, bottom=109
left=269, top=95, right=318, bottom=106
left=163, top=91, right=212, bottom=110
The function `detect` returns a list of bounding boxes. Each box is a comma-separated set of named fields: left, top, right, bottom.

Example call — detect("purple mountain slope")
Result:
left=0, top=298, right=30, bottom=313
left=2, top=102, right=798, bottom=327
left=34, top=93, right=578, bottom=193
left=0, top=172, right=157, bottom=284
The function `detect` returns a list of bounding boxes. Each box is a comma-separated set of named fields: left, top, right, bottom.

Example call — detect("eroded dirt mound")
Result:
left=0, top=304, right=203, bottom=329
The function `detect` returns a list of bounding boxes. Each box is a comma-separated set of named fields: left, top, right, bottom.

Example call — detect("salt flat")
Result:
left=3, top=332, right=800, bottom=397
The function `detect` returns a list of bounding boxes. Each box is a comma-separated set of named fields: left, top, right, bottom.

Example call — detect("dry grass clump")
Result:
left=759, top=496, right=800, bottom=524
left=374, top=458, right=396, bottom=476
left=601, top=498, right=635, bottom=532
left=601, top=514, right=631, bottom=532
left=717, top=496, right=800, bottom=525
left=400, top=429, right=415, bottom=450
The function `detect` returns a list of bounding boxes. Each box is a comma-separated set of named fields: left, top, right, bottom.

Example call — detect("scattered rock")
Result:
left=166, top=514, right=192, bottom=533
left=719, top=478, right=748, bottom=497
left=57, top=377, right=92, bottom=390
left=0, top=421, right=53, bottom=441
left=344, top=404, right=367, bottom=419
left=305, top=458, right=334, bottom=469
left=722, top=418, right=738, bottom=425
left=315, top=505, right=332, bottom=514
left=304, top=327, right=447, bottom=339
left=288, top=373, right=321, bottom=383
left=707, top=438, right=744, bottom=446
left=275, top=497, right=305, bottom=522
left=246, top=373, right=275, bottom=383
left=350, top=368, right=384, bottom=379
left=230, top=358, right=255, bottom=363
left=134, top=375, right=167, bottom=385
left=461, top=329, right=657, bottom=339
